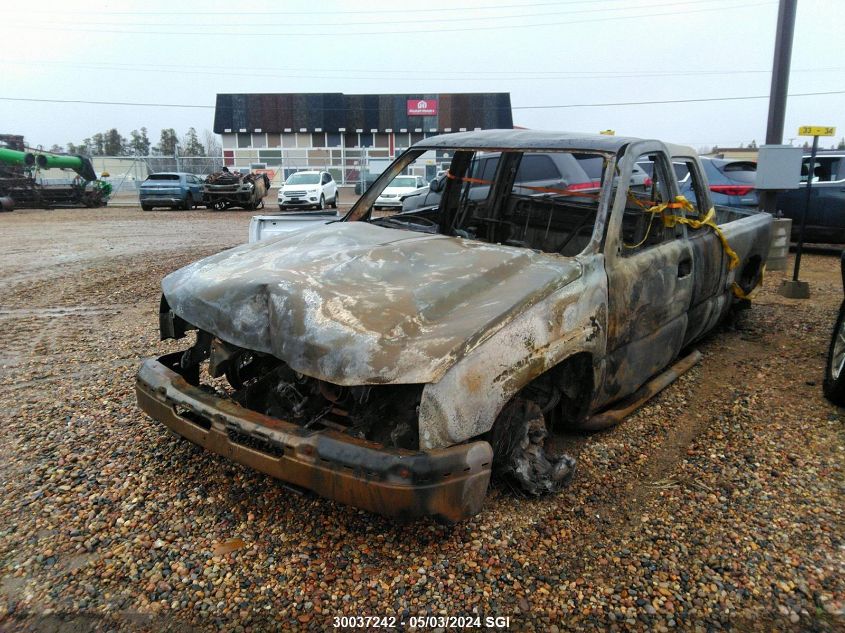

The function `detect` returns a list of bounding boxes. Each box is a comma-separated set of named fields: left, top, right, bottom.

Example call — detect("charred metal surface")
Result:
left=418, top=255, right=606, bottom=449
left=162, top=222, right=581, bottom=387
left=138, top=130, right=774, bottom=518
left=202, top=171, right=270, bottom=210
left=582, top=349, right=702, bottom=431
left=136, top=354, right=492, bottom=522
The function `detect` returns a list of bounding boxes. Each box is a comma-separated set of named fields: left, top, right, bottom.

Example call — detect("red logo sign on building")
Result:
left=407, top=99, right=438, bottom=116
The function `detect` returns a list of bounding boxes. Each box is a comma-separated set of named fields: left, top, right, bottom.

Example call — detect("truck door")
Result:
left=673, top=156, right=729, bottom=346
left=601, top=142, right=693, bottom=404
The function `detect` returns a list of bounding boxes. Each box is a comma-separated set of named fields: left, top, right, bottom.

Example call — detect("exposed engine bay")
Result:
left=180, top=331, right=422, bottom=451
left=172, top=328, right=577, bottom=494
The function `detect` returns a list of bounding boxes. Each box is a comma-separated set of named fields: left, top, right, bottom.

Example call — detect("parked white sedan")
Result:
left=374, top=175, right=427, bottom=210
left=278, top=171, right=338, bottom=210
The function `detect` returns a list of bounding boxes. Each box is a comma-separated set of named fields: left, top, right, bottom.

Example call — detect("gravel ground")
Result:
left=0, top=207, right=843, bottom=632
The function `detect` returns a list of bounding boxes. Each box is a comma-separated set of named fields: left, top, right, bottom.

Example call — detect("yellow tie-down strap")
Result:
left=638, top=195, right=757, bottom=299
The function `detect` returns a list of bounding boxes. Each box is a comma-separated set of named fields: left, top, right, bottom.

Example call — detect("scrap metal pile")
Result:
left=203, top=170, right=270, bottom=210
left=0, top=134, right=111, bottom=211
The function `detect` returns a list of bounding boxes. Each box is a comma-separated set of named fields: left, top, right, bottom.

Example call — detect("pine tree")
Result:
left=91, top=133, right=105, bottom=156
left=129, top=127, right=151, bottom=155
left=103, top=128, right=125, bottom=155
left=156, top=129, right=179, bottom=156
left=181, top=127, right=205, bottom=156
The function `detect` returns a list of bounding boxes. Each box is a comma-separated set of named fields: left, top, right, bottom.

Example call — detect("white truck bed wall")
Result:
left=248, top=212, right=340, bottom=243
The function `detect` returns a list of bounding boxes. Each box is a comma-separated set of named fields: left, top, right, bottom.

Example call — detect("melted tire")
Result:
left=489, top=399, right=575, bottom=495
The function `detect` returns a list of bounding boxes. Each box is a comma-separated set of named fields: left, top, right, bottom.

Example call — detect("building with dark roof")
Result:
left=213, top=92, right=512, bottom=184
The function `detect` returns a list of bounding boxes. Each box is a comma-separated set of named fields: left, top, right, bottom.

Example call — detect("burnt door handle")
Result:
left=678, top=258, right=692, bottom=278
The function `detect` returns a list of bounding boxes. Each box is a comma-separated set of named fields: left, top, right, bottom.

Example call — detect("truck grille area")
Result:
left=225, top=425, right=285, bottom=457
left=187, top=334, right=424, bottom=450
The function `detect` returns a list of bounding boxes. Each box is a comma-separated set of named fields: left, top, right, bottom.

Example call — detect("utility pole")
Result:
left=761, top=0, right=798, bottom=216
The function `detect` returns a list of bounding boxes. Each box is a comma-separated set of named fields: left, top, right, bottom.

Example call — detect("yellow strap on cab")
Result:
left=636, top=195, right=757, bottom=298
left=643, top=195, right=741, bottom=271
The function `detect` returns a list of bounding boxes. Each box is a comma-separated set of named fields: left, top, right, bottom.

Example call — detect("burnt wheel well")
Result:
left=736, top=254, right=763, bottom=294
left=514, top=352, right=594, bottom=432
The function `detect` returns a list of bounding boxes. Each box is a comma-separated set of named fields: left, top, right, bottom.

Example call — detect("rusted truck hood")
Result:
left=162, top=222, right=581, bottom=385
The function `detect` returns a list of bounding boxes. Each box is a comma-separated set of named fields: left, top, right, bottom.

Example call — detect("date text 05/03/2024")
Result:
left=332, top=615, right=512, bottom=629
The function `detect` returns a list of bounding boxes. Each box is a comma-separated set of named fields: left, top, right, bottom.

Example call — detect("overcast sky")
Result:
left=3, top=0, right=844, bottom=152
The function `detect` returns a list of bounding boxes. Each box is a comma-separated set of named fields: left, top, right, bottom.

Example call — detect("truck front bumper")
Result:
left=136, top=354, right=493, bottom=522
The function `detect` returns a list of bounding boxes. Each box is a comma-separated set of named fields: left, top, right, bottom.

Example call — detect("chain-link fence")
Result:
left=84, top=150, right=455, bottom=204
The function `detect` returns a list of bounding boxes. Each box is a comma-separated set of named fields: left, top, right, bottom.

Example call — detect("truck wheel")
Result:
left=487, top=399, right=575, bottom=495
left=823, top=299, right=845, bottom=406
left=317, top=194, right=325, bottom=210
left=182, top=195, right=191, bottom=210
left=331, top=191, right=339, bottom=209
left=141, top=204, right=152, bottom=211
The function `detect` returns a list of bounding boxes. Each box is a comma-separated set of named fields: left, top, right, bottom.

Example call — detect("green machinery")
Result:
left=0, top=141, right=111, bottom=210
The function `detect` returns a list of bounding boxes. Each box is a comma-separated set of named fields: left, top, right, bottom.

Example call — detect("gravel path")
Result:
left=0, top=208, right=842, bottom=632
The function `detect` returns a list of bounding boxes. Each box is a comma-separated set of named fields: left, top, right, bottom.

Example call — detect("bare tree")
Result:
left=203, top=129, right=222, bottom=157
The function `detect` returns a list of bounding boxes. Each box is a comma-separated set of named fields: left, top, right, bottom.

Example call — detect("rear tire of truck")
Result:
left=182, top=196, right=191, bottom=211
left=331, top=191, right=339, bottom=209
left=141, top=204, right=152, bottom=211
left=823, top=299, right=845, bottom=406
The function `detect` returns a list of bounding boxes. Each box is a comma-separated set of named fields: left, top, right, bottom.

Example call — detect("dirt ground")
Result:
left=0, top=207, right=842, bottom=632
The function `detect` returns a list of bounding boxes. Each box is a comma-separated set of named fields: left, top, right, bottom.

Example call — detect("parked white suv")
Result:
left=375, top=175, right=427, bottom=210
left=278, top=170, right=338, bottom=210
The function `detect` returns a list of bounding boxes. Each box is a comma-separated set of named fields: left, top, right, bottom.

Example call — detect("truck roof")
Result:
left=413, top=129, right=695, bottom=157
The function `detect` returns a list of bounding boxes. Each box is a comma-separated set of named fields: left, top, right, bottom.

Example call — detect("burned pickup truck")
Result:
left=136, top=130, right=772, bottom=522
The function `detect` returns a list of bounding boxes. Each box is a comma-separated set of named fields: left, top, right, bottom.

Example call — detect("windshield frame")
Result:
left=344, top=146, right=615, bottom=258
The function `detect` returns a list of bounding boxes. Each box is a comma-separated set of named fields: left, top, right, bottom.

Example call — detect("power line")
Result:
left=0, top=0, right=662, bottom=16
left=5, top=57, right=843, bottom=80
left=10, top=0, right=738, bottom=29
left=512, top=90, right=845, bottom=108
left=6, top=1, right=774, bottom=37
left=5, top=58, right=845, bottom=83
left=2, top=90, right=842, bottom=111
left=0, top=98, right=214, bottom=109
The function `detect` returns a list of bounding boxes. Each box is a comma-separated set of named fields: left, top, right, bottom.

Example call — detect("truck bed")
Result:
left=248, top=211, right=340, bottom=243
